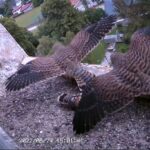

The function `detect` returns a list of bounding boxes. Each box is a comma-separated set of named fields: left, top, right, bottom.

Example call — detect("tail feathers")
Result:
left=73, top=85, right=134, bottom=134
left=73, top=86, right=104, bottom=134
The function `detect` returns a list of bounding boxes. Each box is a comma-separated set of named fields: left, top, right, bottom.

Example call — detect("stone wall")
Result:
left=0, top=24, right=28, bottom=97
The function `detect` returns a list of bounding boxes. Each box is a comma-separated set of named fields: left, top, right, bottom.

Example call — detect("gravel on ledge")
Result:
left=0, top=76, right=149, bottom=150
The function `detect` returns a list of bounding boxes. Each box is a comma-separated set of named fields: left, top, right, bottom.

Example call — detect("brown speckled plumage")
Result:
left=6, top=15, right=116, bottom=91
left=59, top=27, right=150, bottom=134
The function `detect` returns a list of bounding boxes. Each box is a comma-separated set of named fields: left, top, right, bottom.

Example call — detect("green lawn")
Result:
left=83, top=42, right=107, bottom=64
left=15, top=6, right=42, bottom=28
left=116, top=43, right=129, bottom=53
left=108, top=27, right=117, bottom=35
left=14, top=7, right=109, bottom=63
left=83, top=41, right=129, bottom=64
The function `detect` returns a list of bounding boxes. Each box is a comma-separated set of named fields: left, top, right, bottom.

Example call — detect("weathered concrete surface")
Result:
left=0, top=127, right=18, bottom=149
left=82, top=63, right=112, bottom=76
left=0, top=24, right=27, bottom=63
left=0, top=76, right=149, bottom=150
left=0, top=24, right=28, bottom=97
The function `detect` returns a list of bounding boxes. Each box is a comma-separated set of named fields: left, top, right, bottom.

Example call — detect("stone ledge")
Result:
left=0, top=75, right=149, bottom=149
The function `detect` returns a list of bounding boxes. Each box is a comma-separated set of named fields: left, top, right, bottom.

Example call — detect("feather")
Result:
left=61, top=27, right=150, bottom=134
left=6, top=15, right=116, bottom=91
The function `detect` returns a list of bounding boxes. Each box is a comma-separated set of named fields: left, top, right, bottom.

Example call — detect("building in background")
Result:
left=69, top=0, right=104, bottom=11
left=104, top=0, right=139, bottom=15
left=15, top=0, right=22, bottom=6
left=104, top=0, right=116, bottom=15
left=69, top=0, right=84, bottom=11
left=12, top=1, right=33, bottom=17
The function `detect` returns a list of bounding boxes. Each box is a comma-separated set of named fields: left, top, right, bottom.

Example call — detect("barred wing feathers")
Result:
left=6, top=15, right=117, bottom=91
left=64, top=27, right=150, bottom=133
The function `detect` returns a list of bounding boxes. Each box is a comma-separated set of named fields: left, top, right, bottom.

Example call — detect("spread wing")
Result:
left=68, top=15, right=117, bottom=61
left=54, top=15, right=117, bottom=62
left=59, top=27, right=150, bottom=134
left=6, top=57, right=64, bottom=91
left=5, top=15, right=116, bottom=91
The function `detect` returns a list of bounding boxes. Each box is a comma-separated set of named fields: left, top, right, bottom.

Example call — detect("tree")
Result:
left=36, top=36, right=55, bottom=56
left=32, top=0, right=44, bottom=7
left=83, top=8, right=105, bottom=24
left=113, top=0, right=149, bottom=27
left=0, top=7, right=4, bottom=15
left=61, top=31, right=75, bottom=45
left=113, top=0, right=150, bottom=43
left=39, top=0, right=86, bottom=41
left=23, top=28, right=39, bottom=48
left=0, top=17, right=39, bottom=55
left=3, top=0, right=12, bottom=17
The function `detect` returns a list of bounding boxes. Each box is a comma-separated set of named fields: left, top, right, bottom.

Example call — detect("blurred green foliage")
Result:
left=0, top=17, right=39, bottom=55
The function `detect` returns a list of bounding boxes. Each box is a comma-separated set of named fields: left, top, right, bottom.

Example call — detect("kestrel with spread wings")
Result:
left=5, top=15, right=117, bottom=91
left=58, top=27, right=150, bottom=134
